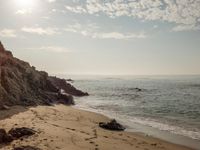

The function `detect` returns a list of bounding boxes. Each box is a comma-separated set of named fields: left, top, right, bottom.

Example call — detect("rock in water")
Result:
left=8, top=127, right=36, bottom=138
left=48, top=76, right=89, bottom=96
left=135, top=88, right=142, bottom=92
left=99, top=119, right=126, bottom=131
left=57, top=91, right=75, bottom=105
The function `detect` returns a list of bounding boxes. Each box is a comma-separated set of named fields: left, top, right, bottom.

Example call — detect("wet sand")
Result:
left=0, top=105, right=196, bottom=150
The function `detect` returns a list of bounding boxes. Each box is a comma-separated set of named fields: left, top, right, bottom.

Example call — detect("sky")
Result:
left=0, top=0, right=200, bottom=76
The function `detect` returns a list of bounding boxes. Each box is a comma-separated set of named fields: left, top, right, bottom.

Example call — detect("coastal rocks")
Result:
left=127, top=88, right=143, bottom=92
left=49, top=76, right=89, bottom=96
left=0, top=41, right=88, bottom=109
left=13, top=146, right=41, bottom=150
left=8, top=127, right=36, bottom=139
left=1, top=105, right=10, bottom=110
left=0, top=41, right=13, bottom=57
left=0, top=129, right=13, bottom=143
left=66, top=79, right=74, bottom=82
left=99, top=119, right=126, bottom=131
left=0, top=127, right=36, bottom=147
left=135, top=88, right=142, bottom=92
left=1, top=127, right=35, bottom=144
left=57, top=90, right=75, bottom=105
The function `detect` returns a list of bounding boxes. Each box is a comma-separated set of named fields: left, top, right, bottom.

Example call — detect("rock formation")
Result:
left=0, top=41, right=88, bottom=109
left=0, top=127, right=37, bottom=149
left=99, top=119, right=126, bottom=131
left=8, top=127, right=36, bottom=139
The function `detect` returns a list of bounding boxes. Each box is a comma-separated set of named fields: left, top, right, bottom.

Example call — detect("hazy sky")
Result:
left=0, top=0, right=200, bottom=75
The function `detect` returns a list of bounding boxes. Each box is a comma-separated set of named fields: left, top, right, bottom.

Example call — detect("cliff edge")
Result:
left=0, top=41, right=88, bottom=109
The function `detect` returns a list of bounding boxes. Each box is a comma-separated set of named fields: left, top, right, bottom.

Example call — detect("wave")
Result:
left=74, top=102, right=200, bottom=140
left=127, top=116, right=200, bottom=140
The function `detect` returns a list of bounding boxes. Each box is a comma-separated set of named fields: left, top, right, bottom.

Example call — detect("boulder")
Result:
left=99, top=119, right=126, bottom=131
left=0, top=129, right=13, bottom=143
left=8, top=127, right=36, bottom=139
left=57, top=92, right=75, bottom=105
left=135, top=88, right=142, bottom=92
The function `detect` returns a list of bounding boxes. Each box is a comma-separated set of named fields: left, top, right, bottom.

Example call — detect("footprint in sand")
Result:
left=93, top=129, right=97, bottom=138
left=66, top=127, right=76, bottom=131
left=151, top=143, right=157, bottom=146
left=71, top=129, right=76, bottom=131
left=89, top=140, right=99, bottom=150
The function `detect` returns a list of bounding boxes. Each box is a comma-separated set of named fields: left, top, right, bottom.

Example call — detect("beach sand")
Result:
left=0, top=105, right=195, bottom=150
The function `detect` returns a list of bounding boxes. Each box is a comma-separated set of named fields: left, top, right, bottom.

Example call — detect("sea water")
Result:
left=64, top=75, right=200, bottom=148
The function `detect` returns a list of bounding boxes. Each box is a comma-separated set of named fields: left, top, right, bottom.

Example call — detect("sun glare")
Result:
left=15, top=0, right=35, bottom=8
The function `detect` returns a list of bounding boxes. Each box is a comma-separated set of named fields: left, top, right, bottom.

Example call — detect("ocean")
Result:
left=64, top=75, right=200, bottom=148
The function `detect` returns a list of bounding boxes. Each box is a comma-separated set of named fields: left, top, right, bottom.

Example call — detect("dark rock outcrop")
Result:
left=0, top=129, right=13, bottom=143
left=48, top=76, right=89, bottom=96
left=135, top=88, right=142, bottom=92
left=57, top=90, right=75, bottom=105
left=8, top=127, right=36, bottom=139
left=99, top=119, right=126, bottom=131
left=0, top=41, right=88, bottom=109
left=66, top=79, right=73, bottom=82
left=0, top=127, right=35, bottom=145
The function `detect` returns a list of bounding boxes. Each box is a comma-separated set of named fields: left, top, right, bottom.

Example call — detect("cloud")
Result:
left=16, top=9, right=32, bottom=15
left=48, top=0, right=56, bottom=3
left=92, top=32, right=147, bottom=39
left=0, top=29, right=17, bottom=38
left=28, top=46, right=70, bottom=53
left=21, top=27, right=59, bottom=35
left=64, top=23, right=147, bottom=39
left=65, top=5, right=87, bottom=14
left=172, top=25, right=200, bottom=32
left=64, top=0, right=200, bottom=31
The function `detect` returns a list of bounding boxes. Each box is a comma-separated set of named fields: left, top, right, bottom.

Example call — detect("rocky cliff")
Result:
left=0, top=41, right=88, bottom=109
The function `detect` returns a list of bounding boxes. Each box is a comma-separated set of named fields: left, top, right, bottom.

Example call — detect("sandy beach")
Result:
left=0, top=105, right=195, bottom=150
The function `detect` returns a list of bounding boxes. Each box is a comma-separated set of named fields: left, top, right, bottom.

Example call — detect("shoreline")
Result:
left=73, top=104, right=200, bottom=150
left=0, top=104, right=197, bottom=150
